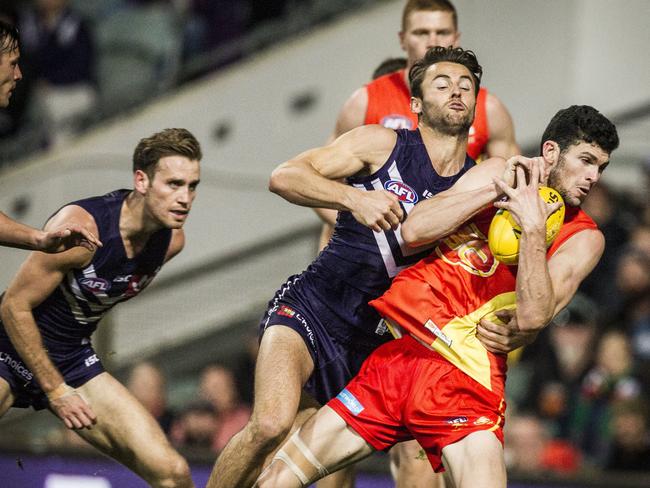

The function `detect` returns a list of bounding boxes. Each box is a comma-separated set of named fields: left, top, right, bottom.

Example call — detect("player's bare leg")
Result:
left=257, top=393, right=356, bottom=488
left=0, top=378, right=15, bottom=416
left=207, top=326, right=314, bottom=488
left=315, top=466, right=355, bottom=488
left=390, top=440, right=446, bottom=488
left=71, top=373, right=193, bottom=488
left=256, top=405, right=374, bottom=487
left=441, top=431, right=505, bottom=488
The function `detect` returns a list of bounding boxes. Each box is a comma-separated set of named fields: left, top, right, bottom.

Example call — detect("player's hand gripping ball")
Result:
left=488, top=186, right=565, bottom=265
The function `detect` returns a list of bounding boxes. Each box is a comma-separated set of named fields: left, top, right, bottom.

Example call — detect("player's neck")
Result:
left=120, top=192, right=162, bottom=252
left=418, top=125, right=468, bottom=176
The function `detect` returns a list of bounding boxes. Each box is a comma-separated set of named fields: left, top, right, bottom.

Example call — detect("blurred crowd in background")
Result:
left=0, top=0, right=334, bottom=163
left=505, top=168, right=650, bottom=476
left=0, top=0, right=649, bottom=482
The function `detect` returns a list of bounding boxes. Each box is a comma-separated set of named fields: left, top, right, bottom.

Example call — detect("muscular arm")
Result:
left=313, top=87, right=369, bottom=249
left=0, top=212, right=45, bottom=249
left=270, top=125, right=404, bottom=232
left=485, top=92, right=520, bottom=159
left=401, top=157, right=508, bottom=246
left=0, top=206, right=97, bottom=427
left=0, top=211, right=101, bottom=253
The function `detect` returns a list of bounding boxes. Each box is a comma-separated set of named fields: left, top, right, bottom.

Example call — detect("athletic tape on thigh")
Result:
left=274, top=429, right=329, bottom=485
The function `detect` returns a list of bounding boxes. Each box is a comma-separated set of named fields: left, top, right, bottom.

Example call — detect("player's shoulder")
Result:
left=341, top=124, right=397, bottom=152
left=47, top=203, right=98, bottom=235
left=551, top=212, right=604, bottom=259
left=165, top=228, right=185, bottom=263
left=484, top=90, right=512, bottom=119
left=334, top=86, right=369, bottom=136
left=341, top=86, right=369, bottom=117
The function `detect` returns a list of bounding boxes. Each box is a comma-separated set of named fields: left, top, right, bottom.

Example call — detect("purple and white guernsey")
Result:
left=0, top=189, right=171, bottom=347
left=263, top=129, right=476, bottom=350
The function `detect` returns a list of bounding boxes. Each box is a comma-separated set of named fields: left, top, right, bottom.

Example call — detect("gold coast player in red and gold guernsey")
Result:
left=255, top=105, right=619, bottom=488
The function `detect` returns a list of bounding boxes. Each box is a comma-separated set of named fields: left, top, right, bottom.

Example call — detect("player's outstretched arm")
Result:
left=485, top=92, right=520, bottom=159
left=0, top=207, right=98, bottom=429
left=270, top=125, right=404, bottom=232
left=401, top=156, right=548, bottom=247
left=0, top=211, right=101, bottom=253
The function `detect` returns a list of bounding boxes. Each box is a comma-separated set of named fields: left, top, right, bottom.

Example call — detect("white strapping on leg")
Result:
left=274, top=449, right=310, bottom=486
left=291, top=429, right=330, bottom=478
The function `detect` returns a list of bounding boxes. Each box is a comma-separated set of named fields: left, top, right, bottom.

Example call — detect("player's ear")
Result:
left=410, top=96, right=422, bottom=115
left=134, top=169, right=150, bottom=194
left=542, top=140, right=560, bottom=167
left=398, top=30, right=406, bottom=51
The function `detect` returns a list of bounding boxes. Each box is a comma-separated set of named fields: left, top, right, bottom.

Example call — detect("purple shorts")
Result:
left=0, top=337, right=105, bottom=410
left=259, top=299, right=378, bottom=406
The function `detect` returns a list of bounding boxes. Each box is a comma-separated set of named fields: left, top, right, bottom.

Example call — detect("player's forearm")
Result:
left=401, top=183, right=499, bottom=246
left=269, top=164, right=357, bottom=211
left=0, top=213, right=42, bottom=250
left=0, top=305, right=65, bottom=393
left=515, top=230, right=554, bottom=331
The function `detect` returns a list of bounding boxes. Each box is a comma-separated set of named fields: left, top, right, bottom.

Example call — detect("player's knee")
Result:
left=0, top=388, right=13, bottom=416
left=390, top=441, right=434, bottom=483
left=249, top=414, right=293, bottom=449
left=152, top=452, right=192, bottom=488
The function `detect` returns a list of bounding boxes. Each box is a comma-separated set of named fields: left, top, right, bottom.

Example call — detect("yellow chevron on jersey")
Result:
left=427, top=292, right=516, bottom=391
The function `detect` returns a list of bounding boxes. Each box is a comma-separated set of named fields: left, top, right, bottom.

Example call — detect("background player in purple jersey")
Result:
left=0, top=128, right=201, bottom=487
left=0, top=20, right=101, bottom=253
left=207, top=47, right=530, bottom=488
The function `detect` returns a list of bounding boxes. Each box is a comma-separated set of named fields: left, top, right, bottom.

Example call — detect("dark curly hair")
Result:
left=540, top=105, right=619, bottom=155
left=409, top=46, right=482, bottom=99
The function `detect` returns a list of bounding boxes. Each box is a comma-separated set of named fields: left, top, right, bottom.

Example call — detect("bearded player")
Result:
left=316, top=0, right=520, bottom=250
left=256, top=105, right=619, bottom=488
left=0, top=129, right=201, bottom=487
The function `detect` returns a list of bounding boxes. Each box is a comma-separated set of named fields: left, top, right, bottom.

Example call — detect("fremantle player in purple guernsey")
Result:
left=208, top=47, right=533, bottom=488
left=0, top=129, right=201, bottom=487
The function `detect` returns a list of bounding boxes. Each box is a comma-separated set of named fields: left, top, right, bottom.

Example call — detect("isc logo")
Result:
left=80, top=277, right=111, bottom=292
left=384, top=180, right=418, bottom=204
left=84, top=354, right=100, bottom=367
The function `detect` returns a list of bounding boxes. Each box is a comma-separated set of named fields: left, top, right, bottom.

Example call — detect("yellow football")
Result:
left=488, top=186, right=565, bottom=265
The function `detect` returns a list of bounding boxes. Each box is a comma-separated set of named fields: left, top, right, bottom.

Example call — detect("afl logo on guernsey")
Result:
left=384, top=180, right=418, bottom=204
left=380, top=114, right=413, bottom=130
left=80, top=277, right=111, bottom=292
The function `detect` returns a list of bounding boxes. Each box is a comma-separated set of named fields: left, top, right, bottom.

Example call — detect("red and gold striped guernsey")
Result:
left=369, top=206, right=597, bottom=398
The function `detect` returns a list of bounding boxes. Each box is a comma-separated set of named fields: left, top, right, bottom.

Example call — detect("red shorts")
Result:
left=328, top=335, right=506, bottom=472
